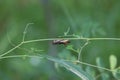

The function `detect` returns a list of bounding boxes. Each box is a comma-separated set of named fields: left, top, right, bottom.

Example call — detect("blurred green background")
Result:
left=0, top=0, right=120, bottom=80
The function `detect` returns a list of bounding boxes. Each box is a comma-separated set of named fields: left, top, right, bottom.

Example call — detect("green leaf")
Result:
left=66, top=45, right=73, bottom=50
left=47, top=56, right=95, bottom=80
left=113, top=67, right=120, bottom=79
left=96, top=57, right=105, bottom=72
left=109, top=55, right=117, bottom=70
left=100, top=73, right=110, bottom=80
left=85, top=66, right=96, bottom=78
left=96, top=57, right=110, bottom=80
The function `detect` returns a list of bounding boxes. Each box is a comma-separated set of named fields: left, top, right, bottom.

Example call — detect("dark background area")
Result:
left=0, top=0, right=120, bottom=80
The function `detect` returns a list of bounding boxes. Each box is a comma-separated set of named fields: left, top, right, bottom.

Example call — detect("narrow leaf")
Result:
left=47, top=56, right=94, bottom=80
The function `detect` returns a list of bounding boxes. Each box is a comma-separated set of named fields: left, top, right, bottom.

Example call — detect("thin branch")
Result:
left=64, top=27, right=70, bottom=36
left=0, top=55, right=118, bottom=74
left=23, top=37, right=120, bottom=44
left=1, top=24, right=120, bottom=79
left=76, top=61, right=112, bottom=72
left=22, top=23, right=34, bottom=42
left=78, top=40, right=89, bottom=61
left=0, top=23, right=34, bottom=57
left=7, top=33, right=30, bottom=52
left=62, top=60, right=115, bottom=73
left=0, top=42, right=23, bottom=57
left=1, top=37, right=120, bottom=57
left=0, top=55, right=44, bottom=59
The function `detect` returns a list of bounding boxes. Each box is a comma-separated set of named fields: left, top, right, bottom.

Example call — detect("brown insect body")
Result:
left=52, top=39, right=70, bottom=45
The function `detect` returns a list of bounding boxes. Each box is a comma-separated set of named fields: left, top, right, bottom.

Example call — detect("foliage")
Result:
left=0, top=0, right=120, bottom=80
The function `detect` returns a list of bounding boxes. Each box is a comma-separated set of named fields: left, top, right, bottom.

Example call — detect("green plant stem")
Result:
left=0, top=55, right=44, bottom=59
left=1, top=37, right=120, bottom=58
left=0, top=55, right=116, bottom=73
left=0, top=42, right=23, bottom=57
left=22, top=23, right=34, bottom=42
left=75, top=61, right=112, bottom=72
left=23, top=37, right=120, bottom=44
left=78, top=40, right=89, bottom=61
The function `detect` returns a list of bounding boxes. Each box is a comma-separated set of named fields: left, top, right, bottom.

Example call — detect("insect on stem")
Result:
left=52, top=39, right=70, bottom=45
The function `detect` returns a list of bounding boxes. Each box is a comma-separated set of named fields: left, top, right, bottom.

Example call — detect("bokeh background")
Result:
left=0, top=0, right=120, bottom=80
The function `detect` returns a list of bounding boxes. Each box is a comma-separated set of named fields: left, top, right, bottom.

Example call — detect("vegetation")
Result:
left=0, top=0, right=120, bottom=80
